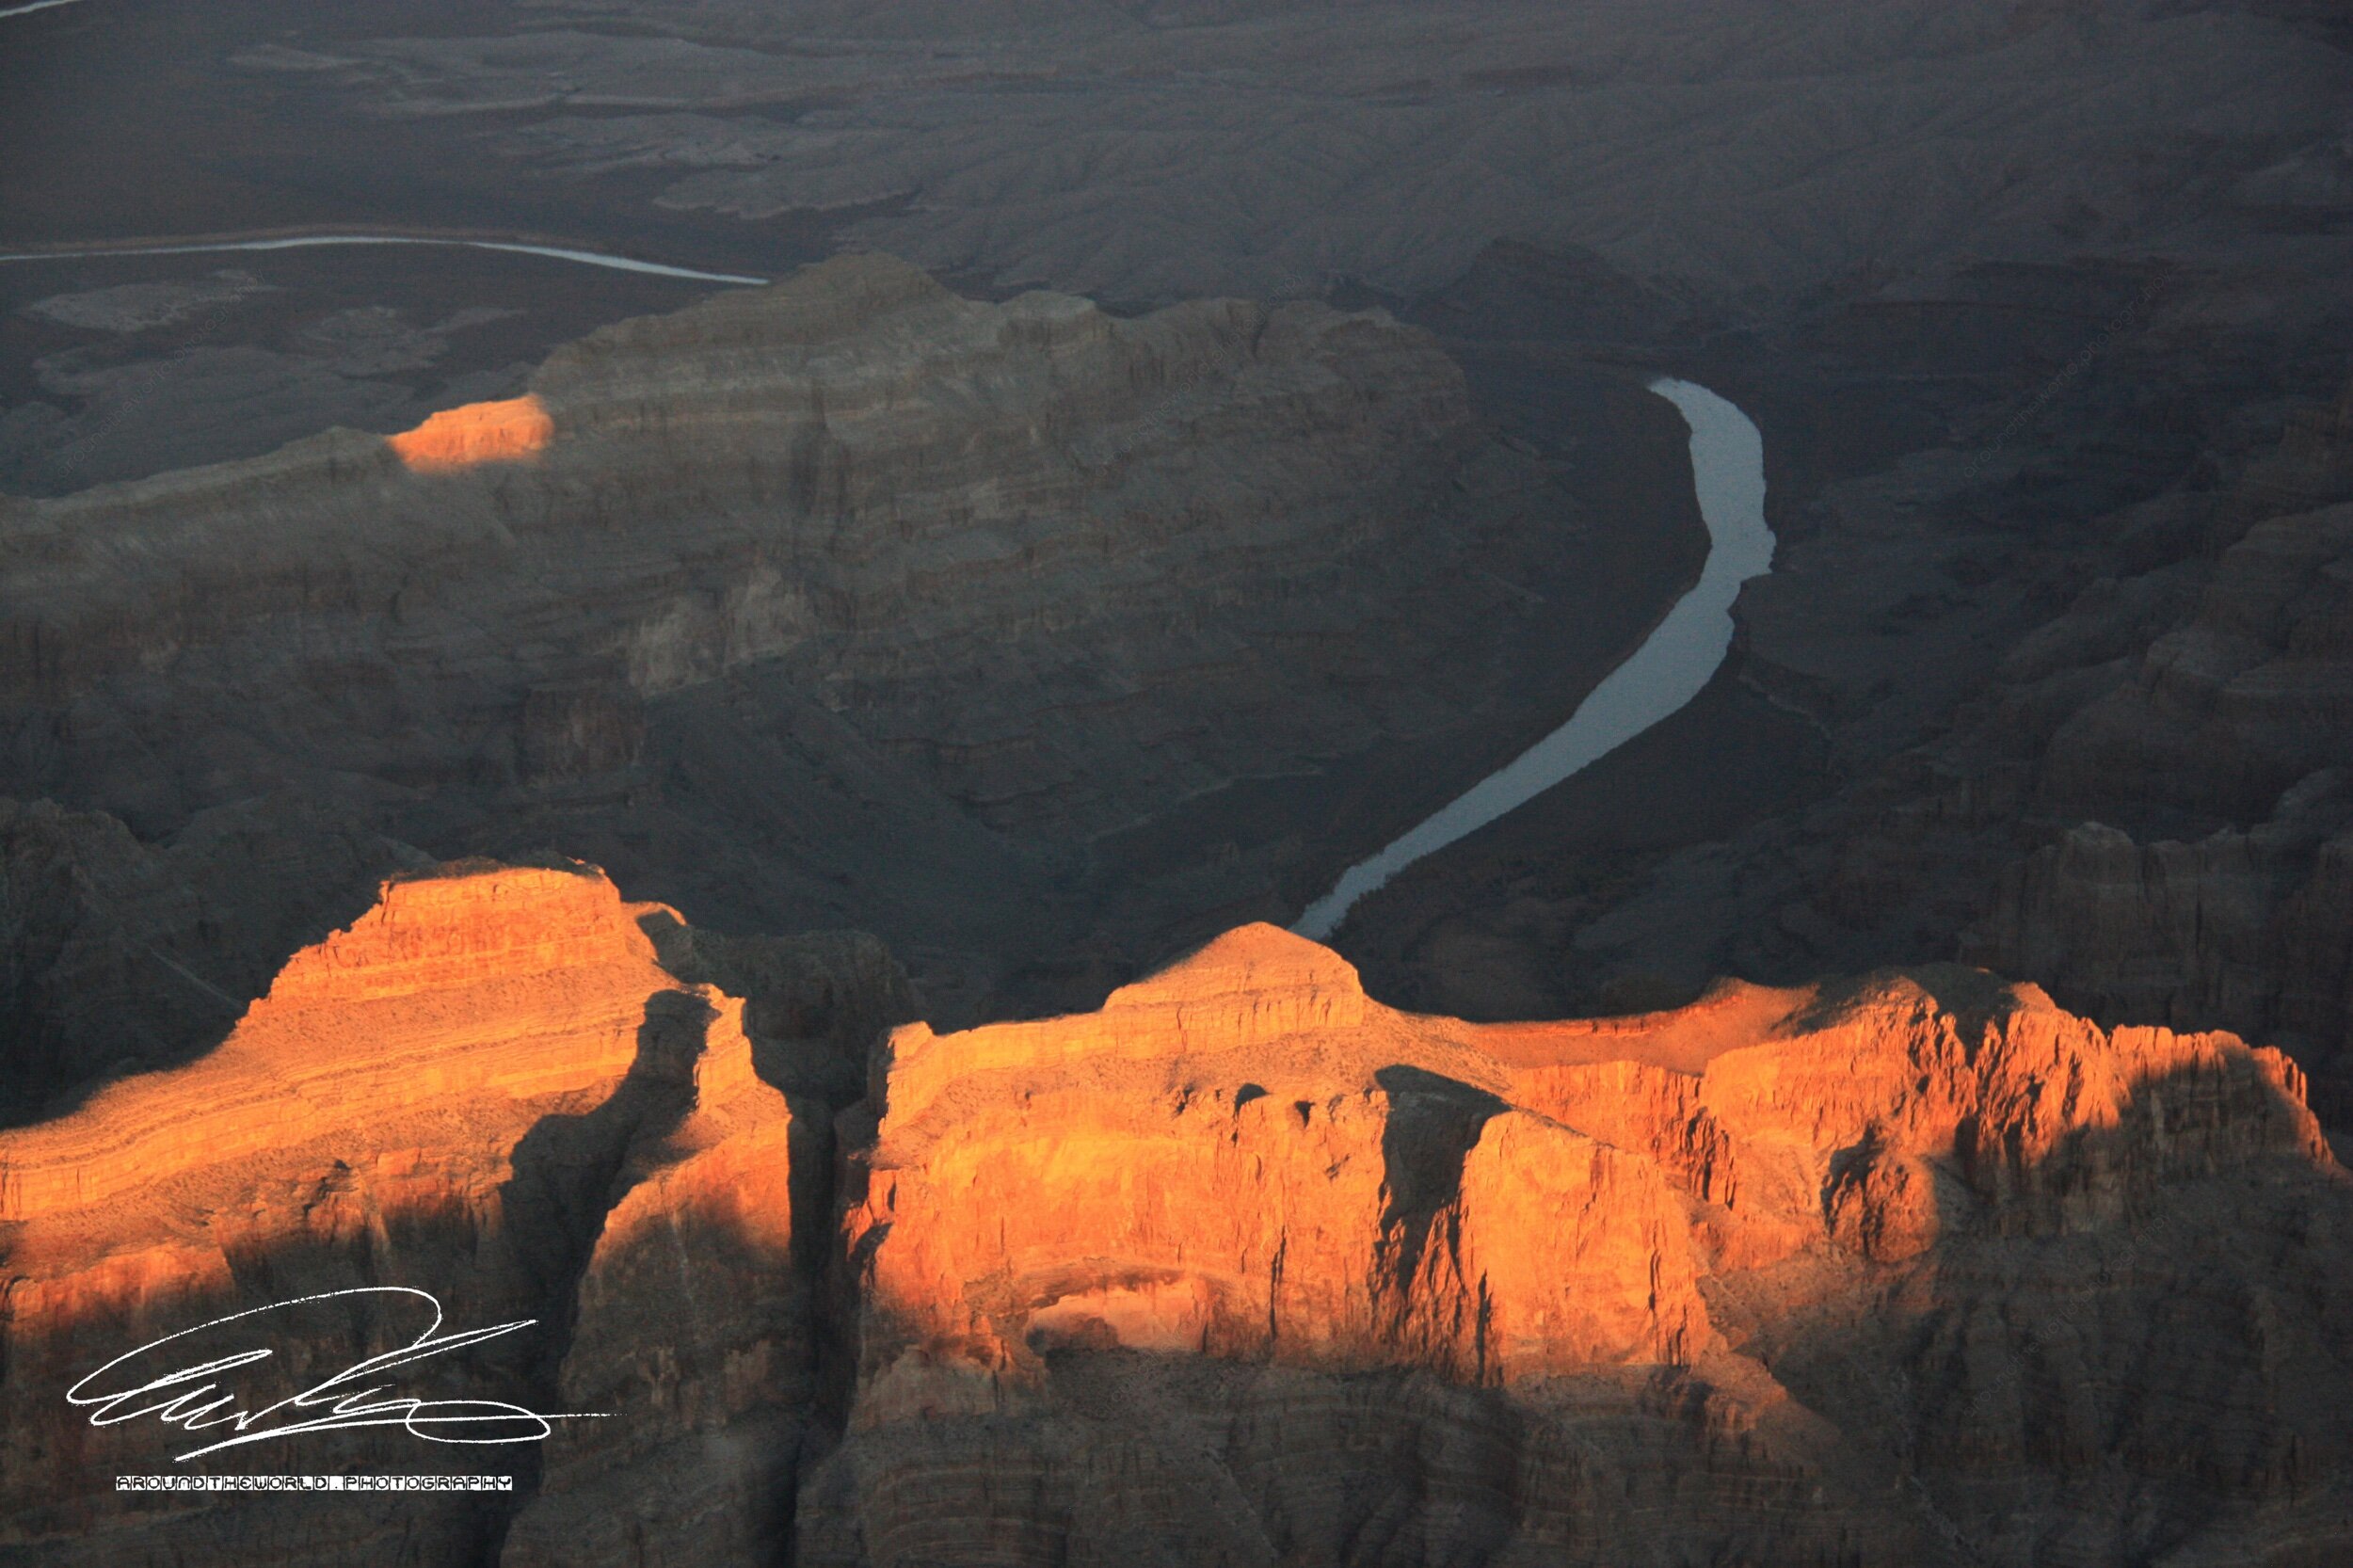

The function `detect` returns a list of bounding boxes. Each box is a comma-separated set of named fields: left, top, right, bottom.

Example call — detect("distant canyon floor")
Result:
left=7, top=7, right=2353, bottom=1565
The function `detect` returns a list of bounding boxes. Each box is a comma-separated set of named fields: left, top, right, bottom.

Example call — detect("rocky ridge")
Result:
left=6, top=862, right=2344, bottom=1565
left=0, top=858, right=905, bottom=1564
left=1337, top=246, right=2353, bottom=1156
left=807, top=926, right=2344, bottom=1568
left=0, top=248, right=1669, bottom=1088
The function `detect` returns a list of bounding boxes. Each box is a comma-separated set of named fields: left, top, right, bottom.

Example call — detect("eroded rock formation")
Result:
left=0, top=248, right=1665, bottom=1061
left=1342, top=270, right=2353, bottom=1163
left=4, top=865, right=2343, bottom=1565
left=1962, top=494, right=2353, bottom=1118
left=825, top=919, right=2349, bottom=1562
left=0, top=858, right=906, bottom=1565
left=387, top=393, right=554, bottom=472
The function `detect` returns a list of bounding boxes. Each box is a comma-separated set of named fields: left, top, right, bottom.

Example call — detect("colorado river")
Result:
left=0, top=234, right=768, bottom=287
left=1294, top=377, right=1772, bottom=941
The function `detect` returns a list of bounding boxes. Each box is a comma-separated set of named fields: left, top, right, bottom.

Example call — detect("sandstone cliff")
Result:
left=0, top=858, right=907, bottom=1566
left=0, top=792, right=415, bottom=1123
left=806, top=926, right=2345, bottom=1566
left=6, top=871, right=2343, bottom=1565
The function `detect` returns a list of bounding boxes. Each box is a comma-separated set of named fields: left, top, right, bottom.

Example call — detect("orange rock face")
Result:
left=838, top=925, right=2331, bottom=1411
left=844, top=925, right=1712, bottom=1415
left=0, top=863, right=664, bottom=1225
left=502, top=989, right=822, bottom=1568
left=385, top=393, right=554, bottom=472
left=4, top=890, right=2345, bottom=1566
left=0, top=859, right=871, bottom=1564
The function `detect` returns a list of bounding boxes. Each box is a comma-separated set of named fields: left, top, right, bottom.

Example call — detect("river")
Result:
left=1294, top=377, right=1772, bottom=941
left=0, top=230, right=1768, bottom=939
left=0, top=234, right=767, bottom=287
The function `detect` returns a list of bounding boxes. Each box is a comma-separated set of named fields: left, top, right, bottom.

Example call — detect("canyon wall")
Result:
left=18, top=861, right=2334, bottom=1553
left=1964, top=488, right=2353, bottom=1119
left=804, top=927, right=2345, bottom=1566
left=0, top=248, right=1662, bottom=1089
left=1339, top=250, right=2353, bottom=1160
left=0, top=250, right=1480, bottom=834
left=14, top=862, right=2338, bottom=1564
left=0, top=859, right=907, bottom=1566
left=4, top=865, right=2345, bottom=1563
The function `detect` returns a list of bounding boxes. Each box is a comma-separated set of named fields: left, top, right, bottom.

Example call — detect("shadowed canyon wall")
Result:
left=1335, top=248, right=2353, bottom=1159
left=0, top=248, right=1700, bottom=1097
left=6, top=4, right=2353, bottom=1560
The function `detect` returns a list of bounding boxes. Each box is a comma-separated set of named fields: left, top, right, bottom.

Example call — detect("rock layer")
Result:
left=0, top=248, right=1641, bottom=1060
left=4, top=872, right=2345, bottom=1565
left=0, top=251, right=1478, bottom=824
left=808, top=925, right=2348, bottom=1565
left=0, top=858, right=907, bottom=1565
left=387, top=393, right=554, bottom=472
left=1963, top=500, right=2353, bottom=1080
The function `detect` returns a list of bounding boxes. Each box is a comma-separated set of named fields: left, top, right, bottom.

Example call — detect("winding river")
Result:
left=1294, top=377, right=1772, bottom=941
left=0, top=234, right=768, bottom=287
left=0, top=226, right=1767, bottom=940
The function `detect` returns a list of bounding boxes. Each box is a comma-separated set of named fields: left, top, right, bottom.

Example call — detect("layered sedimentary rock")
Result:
left=501, top=986, right=820, bottom=1568
left=0, top=248, right=1634, bottom=1065
left=1346, top=272, right=2353, bottom=1160
left=0, top=863, right=658, bottom=1224
left=387, top=393, right=554, bottom=472
left=2031, top=503, right=2353, bottom=828
left=0, top=251, right=1476, bottom=827
left=839, top=927, right=1713, bottom=1408
left=0, top=858, right=907, bottom=1566
left=806, top=924, right=2347, bottom=1565
left=1962, top=497, right=2353, bottom=1120
left=4, top=871, right=2345, bottom=1564
left=1754, top=371, right=2353, bottom=1133
left=0, top=792, right=413, bottom=1123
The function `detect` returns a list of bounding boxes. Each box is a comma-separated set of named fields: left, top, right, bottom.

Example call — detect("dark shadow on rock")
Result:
left=1372, top=1064, right=1508, bottom=1290
left=0, top=986, right=715, bottom=1566
left=0, top=793, right=412, bottom=1129
left=1774, top=1056, right=2352, bottom=1566
left=477, top=988, right=711, bottom=1555
left=501, top=1163, right=818, bottom=1568
left=637, top=906, right=915, bottom=1107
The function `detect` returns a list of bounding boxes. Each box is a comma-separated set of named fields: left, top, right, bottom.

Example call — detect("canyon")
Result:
left=6, top=2, right=2353, bottom=1562
left=1339, top=266, right=2353, bottom=1153
left=8, top=227, right=2353, bottom=1568
left=0, top=249, right=1705, bottom=1109
left=1297, top=377, right=1773, bottom=939
left=2, top=859, right=2344, bottom=1564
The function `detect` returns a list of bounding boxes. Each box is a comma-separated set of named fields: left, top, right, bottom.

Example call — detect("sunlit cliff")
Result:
left=2, top=861, right=2345, bottom=1565
left=385, top=394, right=554, bottom=472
